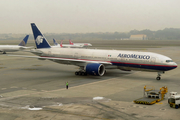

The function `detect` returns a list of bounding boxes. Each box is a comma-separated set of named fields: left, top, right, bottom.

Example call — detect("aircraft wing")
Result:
left=7, top=55, right=112, bottom=66
left=19, top=46, right=34, bottom=50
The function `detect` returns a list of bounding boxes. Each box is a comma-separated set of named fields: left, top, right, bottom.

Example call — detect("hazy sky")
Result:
left=0, top=0, right=180, bottom=33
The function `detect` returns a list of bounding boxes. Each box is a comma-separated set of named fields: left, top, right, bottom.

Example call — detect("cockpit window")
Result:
left=166, top=60, right=173, bottom=62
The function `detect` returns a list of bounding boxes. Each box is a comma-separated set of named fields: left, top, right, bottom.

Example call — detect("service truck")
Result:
left=168, top=92, right=180, bottom=109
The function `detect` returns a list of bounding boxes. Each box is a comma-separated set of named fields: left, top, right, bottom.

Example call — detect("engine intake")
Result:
left=85, top=63, right=105, bottom=76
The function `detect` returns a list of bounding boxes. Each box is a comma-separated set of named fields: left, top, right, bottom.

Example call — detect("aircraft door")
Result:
left=117, top=56, right=127, bottom=62
left=74, top=53, right=81, bottom=59
left=48, top=51, right=51, bottom=56
left=74, top=53, right=78, bottom=58
left=150, top=57, right=156, bottom=64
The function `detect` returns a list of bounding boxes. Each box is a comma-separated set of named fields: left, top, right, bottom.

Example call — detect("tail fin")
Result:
left=53, top=39, right=58, bottom=46
left=18, top=35, right=29, bottom=46
left=60, top=40, right=63, bottom=47
left=31, top=23, right=51, bottom=49
left=69, top=39, right=74, bottom=45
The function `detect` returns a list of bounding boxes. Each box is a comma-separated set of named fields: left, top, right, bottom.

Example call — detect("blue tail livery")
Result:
left=18, top=35, right=29, bottom=46
left=53, top=39, right=58, bottom=46
left=31, top=23, right=51, bottom=49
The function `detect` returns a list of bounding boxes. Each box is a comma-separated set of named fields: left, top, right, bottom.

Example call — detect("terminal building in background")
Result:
left=130, top=34, right=148, bottom=40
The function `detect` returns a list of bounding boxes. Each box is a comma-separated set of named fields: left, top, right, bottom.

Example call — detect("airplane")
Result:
left=69, top=39, right=92, bottom=47
left=9, top=23, right=177, bottom=80
left=52, top=39, right=92, bottom=48
left=0, top=35, right=30, bottom=54
left=52, top=39, right=81, bottom=48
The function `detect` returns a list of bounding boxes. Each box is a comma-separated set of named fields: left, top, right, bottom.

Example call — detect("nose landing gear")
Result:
left=156, top=76, right=161, bottom=80
left=156, top=71, right=165, bottom=80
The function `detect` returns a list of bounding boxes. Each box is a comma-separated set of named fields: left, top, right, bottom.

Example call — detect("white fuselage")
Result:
left=52, top=43, right=82, bottom=48
left=71, top=43, right=92, bottom=47
left=35, top=47, right=177, bottom=72
left=0, top=45, right=24, bottom=52
left=52, top=43, right=92, bottom=48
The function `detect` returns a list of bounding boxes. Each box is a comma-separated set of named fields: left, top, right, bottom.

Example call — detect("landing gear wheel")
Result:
left=3, top=51, right=6, bottom=54
left=156, top=77, right=161, bottom=80
left=79, top=71, right=82, bottom=75
left=81, top=72, right=85, bottom=76
left=75, top=71, right=79, bottom=75
left=80, top=72, right=87, bottom=76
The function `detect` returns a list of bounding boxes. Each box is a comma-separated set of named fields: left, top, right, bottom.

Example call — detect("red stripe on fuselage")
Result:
left=40, top=56, right=177, bottom=68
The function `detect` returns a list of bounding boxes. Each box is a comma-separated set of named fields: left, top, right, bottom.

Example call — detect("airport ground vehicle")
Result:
left=168, top=92, right=180, bottom=109
left=134, top=86, right=168, bottom=105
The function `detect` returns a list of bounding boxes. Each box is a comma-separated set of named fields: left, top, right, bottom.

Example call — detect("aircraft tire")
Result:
left=3, top=51, right=6, bottom=54
left=81, top=72, right=85, bottom=76
left=156, top=77, right=161, bottom=80
left=75, top=71, right=79, bottom=75
left=79, top=71, right=82, bottom=75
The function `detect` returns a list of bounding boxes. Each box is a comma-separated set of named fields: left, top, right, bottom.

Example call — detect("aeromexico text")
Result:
left=117, top=53, right=150, bottom=59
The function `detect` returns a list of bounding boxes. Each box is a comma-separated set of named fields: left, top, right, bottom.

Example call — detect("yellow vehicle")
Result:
left=134, top=86, right=168, bottom=105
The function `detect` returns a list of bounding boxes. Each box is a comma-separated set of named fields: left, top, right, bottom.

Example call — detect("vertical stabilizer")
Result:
left=31, top=23, right=51, bottom=49
left=69, top=39, right=74, bottom=45
left=18, top=35, right=29, bottom=46
left=53, top=39, right=58, bottom=46
left=60, top=40, right=63, bottom=47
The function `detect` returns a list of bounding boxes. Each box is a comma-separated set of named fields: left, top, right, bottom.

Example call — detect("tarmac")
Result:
left=0, top=40, right=180, bottom=120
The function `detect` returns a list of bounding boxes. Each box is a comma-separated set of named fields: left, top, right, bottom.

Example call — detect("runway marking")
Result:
left=0, top=77, right=121, bottom=101
left=31, top=89, right=36, bottom=91
left=10, top=86, right=18, bottom=88
left=41, top=90, right=47, bottom=92
left=23, top=68, right=38, bottom=71
left=1, top=88, right=6, bottom=90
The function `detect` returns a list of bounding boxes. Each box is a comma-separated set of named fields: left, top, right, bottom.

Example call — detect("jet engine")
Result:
left=85, top=63, right=105, bottom=76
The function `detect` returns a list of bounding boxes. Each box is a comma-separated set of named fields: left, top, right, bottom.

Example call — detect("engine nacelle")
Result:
left=85, top=63, right=105, bottom=76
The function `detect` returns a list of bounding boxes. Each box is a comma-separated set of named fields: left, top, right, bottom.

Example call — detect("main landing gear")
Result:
left=75, top=71, right=87, bottom=76
left=156, top=71, right=165, bottom=80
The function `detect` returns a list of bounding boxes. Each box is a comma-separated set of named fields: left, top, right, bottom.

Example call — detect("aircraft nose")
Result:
left=173, top=62, right=178, bottom=68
